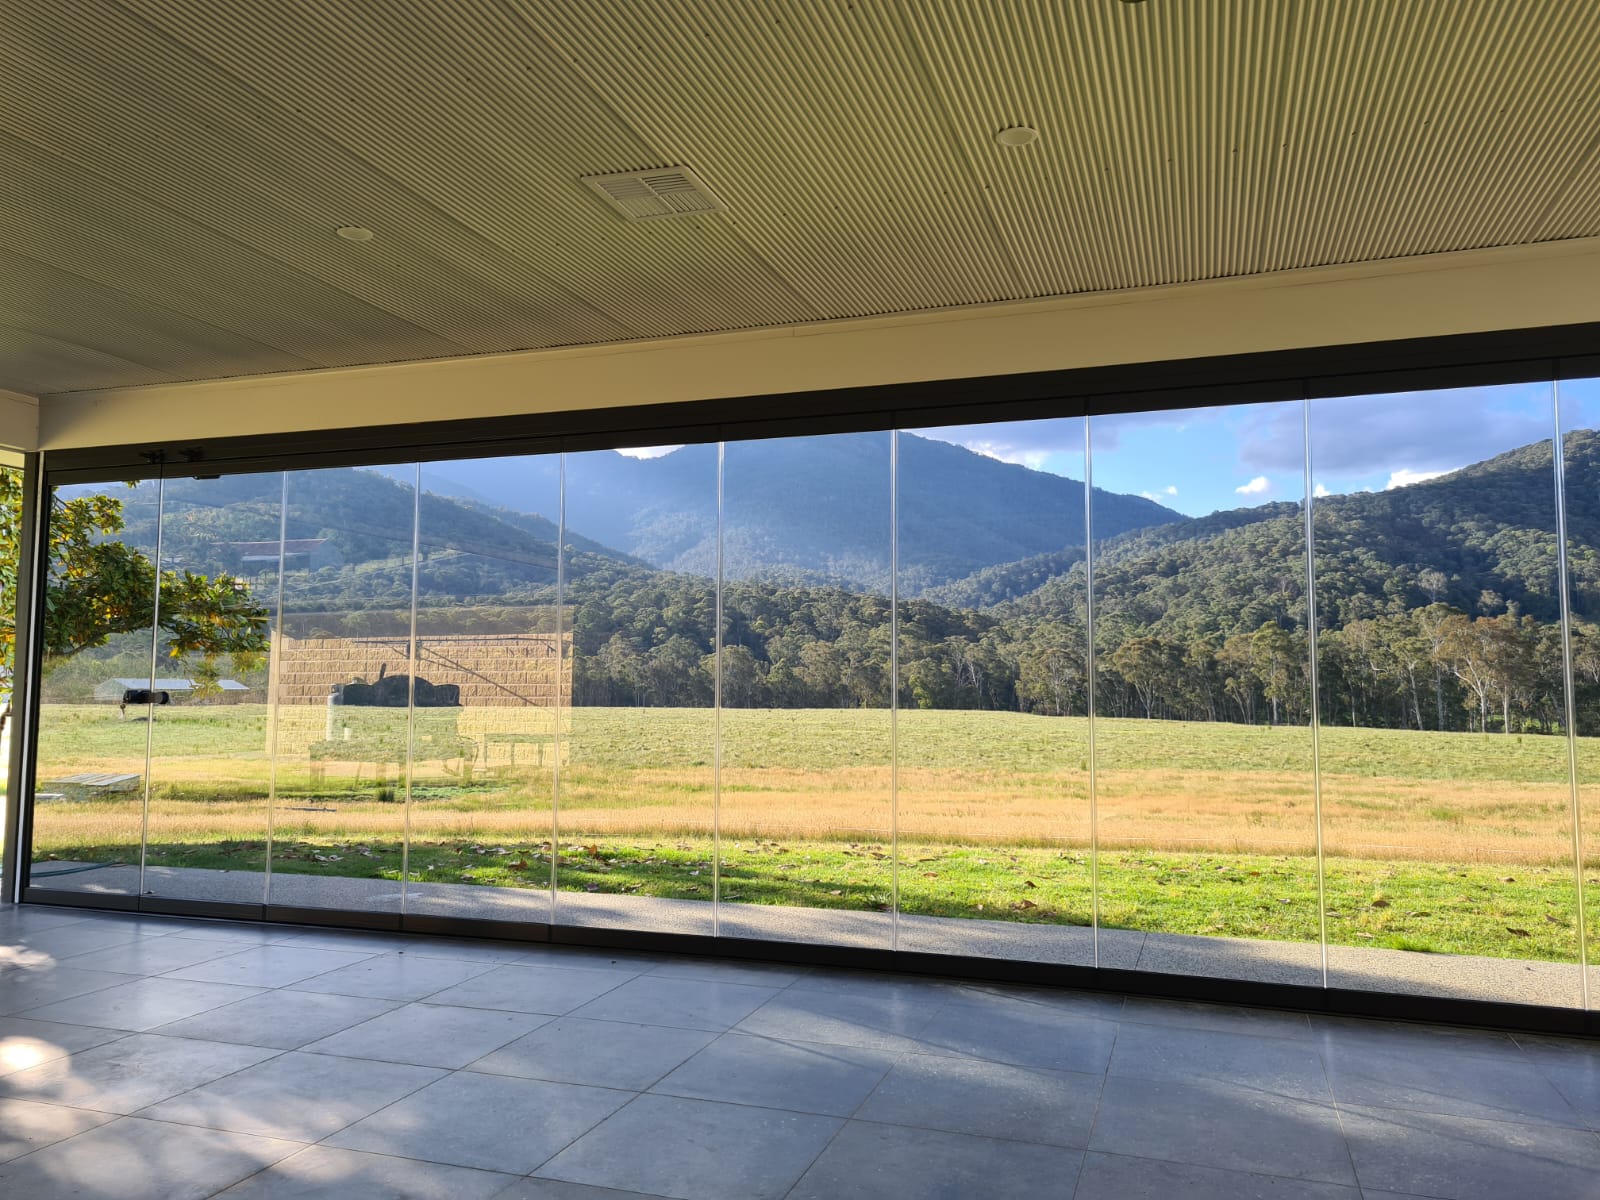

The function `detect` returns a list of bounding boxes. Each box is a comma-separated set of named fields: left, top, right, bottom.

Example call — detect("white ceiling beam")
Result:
left=37, top=237, right=1600, bottom=452
left=0, top=388, right=40, bottom=455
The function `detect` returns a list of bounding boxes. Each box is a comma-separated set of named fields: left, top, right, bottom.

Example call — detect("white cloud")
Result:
left=1313, top=482, right=1330, bottom=498
left=1384, top=466, right=1452, bottom=490
left=1235, top=476, right=1270, bottom=495
left=902, top=422, right=1082, bottom=474
left=1140, top=491, right=1158, bottom=501
left=615, top=445, right=683, bottom=459
left=964, top=440, right=1052, bottom=470
left=1164, top=485, right=1178, bottom=495
left=1237, top=384, right=1553, bottom=477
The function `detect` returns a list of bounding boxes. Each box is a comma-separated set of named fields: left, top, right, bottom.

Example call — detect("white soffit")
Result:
left=6, top=0, right=1600, bottom=398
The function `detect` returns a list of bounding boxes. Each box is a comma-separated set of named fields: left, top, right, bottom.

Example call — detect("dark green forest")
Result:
left=59, top=429, right=1600, bottom=734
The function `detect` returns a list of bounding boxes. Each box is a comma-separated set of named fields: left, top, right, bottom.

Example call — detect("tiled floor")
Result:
left=1, top=905, right=1597, bottom=1199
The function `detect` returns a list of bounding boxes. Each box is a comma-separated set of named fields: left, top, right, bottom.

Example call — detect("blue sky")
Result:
left=618, top=379, right=1600, bottom=518
left=908, top=379, right=1600, bottom=517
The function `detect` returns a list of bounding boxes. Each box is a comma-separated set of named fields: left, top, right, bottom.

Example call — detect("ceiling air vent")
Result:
left=581, top=167, right=727, bottom=221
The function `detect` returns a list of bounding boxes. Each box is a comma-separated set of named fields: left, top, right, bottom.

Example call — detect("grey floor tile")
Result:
left=470, top=1016, right=714, bottom=1090
left=787, top=1119, right=1082, bottom=1200
left=328, top=1071, right=631, bottom=1174
left=163, top=921, right=303, bottom=945
left=0, top=907, right=93, bottom=935
left=1109, top=1023, right=1332, bottom=1101
left=652, top=1032, right=897, bottom=1116
left=855, top=1052, right=1100, bottom=1146
left=1340, top=1102, right=1600, bottom=1200
left=165, top=944, right=377, bottom=987
left=401, top=938, right=548, bottom=964
left=515, top=946, right=665, bottom=975
left=1518, top=1038, right=1600, bottom=1130
left=59, top=934, right=248, bottom=976
left=1307, top=1015, right=1522, bottom=1060
left=645, top=957, right=808, bottom=987
left=0, top=1032, right=279, bottom=1112
left=294, top=952, right=495, bottom=1000
left=0, top=965, right=131, bottom=1015
left=20, top=975, right=265, bottom=1031
left=537, top=1093, right=841, bottom=1200
left=1073, top=1151, right=1362, bottom=1199
left=0, top=1015, right=128, bottom=1076
left=141, top=1050, right=443, bottom=1141
left=1118, top=996, right=1313, bottom=1039
left=915, top=993, right=1118, bottom=1073
left=8, top=922, right=149, bottom=960
left=0, top=1114, right=302, bottom=1200
left=1088, top=1075, right=1355, bottom=1185
left=152, top=988, right=403, bottom=1049
left=274, top=930, right=419, bottom=953
left=1321, top=1038, right=1586, bottom=1128
left=788, top=968, right=964, bottom=1002
left=214, top=1144, right=518, bottom=1199
left=306, top=1001, right=548, bottom=1067
left=571, top=975, right=779, bottom=1031
left=0, top=1096, right=118, bottom=1163
left=428, top=964, right=630, bottom=1014
left=951, top=981, right=1127, bottom=1022
left=733, top=987, right=947, bottom=1053
left=494, top=1180, right=675, bottom=1200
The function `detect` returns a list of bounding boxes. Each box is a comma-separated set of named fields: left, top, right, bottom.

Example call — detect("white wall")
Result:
left=35, top=237, right=1600, bottom=451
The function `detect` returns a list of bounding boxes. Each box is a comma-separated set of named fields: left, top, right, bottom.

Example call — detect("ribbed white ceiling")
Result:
left=5, top=0, right=1599, bottom=396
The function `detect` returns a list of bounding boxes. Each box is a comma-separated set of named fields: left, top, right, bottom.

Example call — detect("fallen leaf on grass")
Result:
left=1023, top=880, right=1037, bottom=889
left=1506, top=927, right=1531, bottom=938
left=1369, top=899, right=1390, bottom=909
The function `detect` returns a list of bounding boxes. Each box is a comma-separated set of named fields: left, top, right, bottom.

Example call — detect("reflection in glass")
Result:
left=1090, top=403, right=1321, bottom=985
left=405, top=456, right=563, bottom=923
left=893, top=421, right=1095, bottom=962
left=555, top=447, right=717, bottom=933
left=266, top=465, right=418, bottom=915
left=30, top=480, right=162, bottom=897
left=1559, top=377, right=1600, bottom=1011
left=1313, top=384, right=1582, bottom=1005
left=141, top=474, right=280, bottom=904
left=716, top=432, right=894, bottom=946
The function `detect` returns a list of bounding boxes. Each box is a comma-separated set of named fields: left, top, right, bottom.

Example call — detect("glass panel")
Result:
left=266, top=464, right=418, bottom=916
left=1313, top=383, right=1581, bottom=1006
left=1090, top=402, right=1321, bottom=985
left=1559, top=376, right=1600, bottom=1011
left=555, top=445, right=717, bottom=934
left=892, top=420, right=1095, bottom=963
left=717, top=431, right=894, bottom=947
left=404, top=456, right=563, bottom=924
left=30, top=480, right=161, bottom=897
left=0, top=464, right=21, bottom=892
left=142, top=474, right=280, bottom=904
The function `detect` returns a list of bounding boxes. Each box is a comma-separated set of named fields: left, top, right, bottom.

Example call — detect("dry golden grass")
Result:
left=33, top=764, right=1595, bottom=867
left=24, top=705, right=1598, bottom=866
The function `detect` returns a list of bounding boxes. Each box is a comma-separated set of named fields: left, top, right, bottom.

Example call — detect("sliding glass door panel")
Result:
left=1089, top=402, right=1321, bottom=986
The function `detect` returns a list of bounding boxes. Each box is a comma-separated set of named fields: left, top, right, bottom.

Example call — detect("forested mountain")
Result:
left=394, top=433, right=1181, bottom=591
left=105, top=470, right=637, bottom=600
left=64, top=429, right=1600, bottom=735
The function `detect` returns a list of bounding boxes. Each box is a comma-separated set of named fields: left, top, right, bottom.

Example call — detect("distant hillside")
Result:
left=1009, top=430, right=1600, bottom=637
left=411, top=433, right=1180, bottom=592
left=109, top=469, right=637, bottom=607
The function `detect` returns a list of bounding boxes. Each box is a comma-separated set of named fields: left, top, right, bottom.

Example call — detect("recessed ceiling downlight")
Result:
left=335, top=226, right=376, bottom=242
left=995, top=126, right=1039, bottom=147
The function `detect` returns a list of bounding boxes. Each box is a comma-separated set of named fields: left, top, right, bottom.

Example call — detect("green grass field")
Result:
left=21, top=703, right=1600, bottom=963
